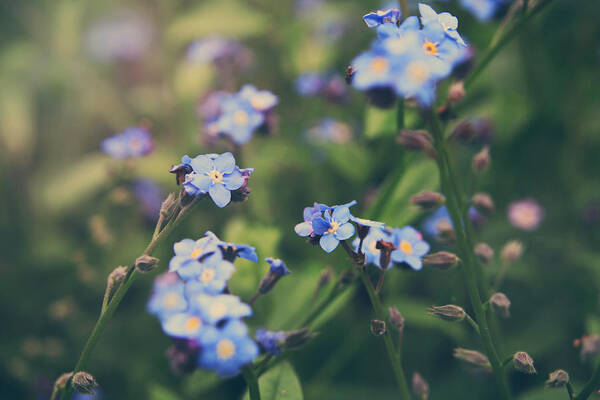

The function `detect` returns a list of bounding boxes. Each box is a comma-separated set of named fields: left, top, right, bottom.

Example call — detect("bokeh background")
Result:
left=1, top=0, right=599, bottom=399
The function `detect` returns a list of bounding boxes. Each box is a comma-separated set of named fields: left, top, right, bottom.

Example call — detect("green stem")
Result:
left=399, top=0, right=409, bottom=21
left=465, top=314, right=480, bottom=335
left=464, top=0, right=555, bottom=89
left=574, top=360, right=600, bottom=400
left=566, top=383, right=575, bottom=400
left=426, top=110, right=511, bottom=400
left=357, top=266, right=411, bottom=399
left=242, top=365, right=261, bottom=400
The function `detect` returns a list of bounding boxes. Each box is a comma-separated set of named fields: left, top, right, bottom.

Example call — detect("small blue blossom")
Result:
left=132, top=179, right=164, bottom=222
left=423, top=206, right=452, bottom=238
left=161, top=312, right=205, bottom=339
left=296, top=73, right=325, bottom=96
left=390, top=226, right=430, bottom=270
left=182, top=152, right=246, bottom=208
left=351, top=48, right=396, bottom=91
left=419, top=3, right=466, bottom=46
left=205, top=231, right=259, bottom=262
left=362, top=8, right=402, bottom=28
left=352, top=227, right=393, bottom=268
left=255, top=329, right=286, bottom=356
left=460, top=0, right=504, bottom=22
left=100, top=127, right=153, bottom=160
left=185, top=251, right=236, bottom=295
left=312, top=201, right=357, bottom=253
left=169, top=237, right=220, bottom=280
left=238, top=84, right=279, bottom=112
left=294, top=202, right=330, bottom=237
left=216, top=95, right=265, bottom=145
left=147, top=273, right=188, bottom=320
left=189, top=294, right=252, bottom=325
left=265, top=257, right=291, bottom=276
left=197, top=319, right=259, bottom=376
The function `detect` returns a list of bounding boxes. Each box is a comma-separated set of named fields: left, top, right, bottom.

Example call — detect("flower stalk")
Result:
left=242, top=365, right=261, bottom=400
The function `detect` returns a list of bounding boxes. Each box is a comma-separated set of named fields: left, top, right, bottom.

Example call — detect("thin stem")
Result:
left=375, top=268, right=385, bottom=293
left=242, top=365, right=261, bottom=400
left=465, top=314, right=480, bottom=335
left=566, top=383, right=575, bottom=400
left=574, top=360, right=600, bottom=400
left=464, top=0, right=555, bottom=89
left=426, top=110, right=511, bottom=400
left=248, top=293, right=261, bottom=306
left=493, top=260, right=510, bottom=291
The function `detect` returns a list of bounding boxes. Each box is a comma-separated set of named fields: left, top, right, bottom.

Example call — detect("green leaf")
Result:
left=364, top=105, right=397, bottom=139
left=242, top=361, right=303, bottom=400
left=149, top=384, right=182, bottom=400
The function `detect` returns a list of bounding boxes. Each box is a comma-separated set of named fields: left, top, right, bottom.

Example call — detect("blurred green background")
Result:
left=1, top=0, right=599, bottom=399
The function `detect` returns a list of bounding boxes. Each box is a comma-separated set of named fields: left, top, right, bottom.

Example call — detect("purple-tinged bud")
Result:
left=449, top=121, right=476, bottom=143
left=423, top=251, right=460, bottom=270
left=428, top=305, right=466, bottom=322
left=54, top=372, right=73, bottom=390
left=473, top=146, right=491, bottom=174
left=370, top=319, right=387, bottom=336
left=577, top=335, right=600, bottom=361
left=448, top=81, right=466, bottom=104
left=258, top=258, right=291, bottom=295
left=357, top=224, right=371, bottom=241
left=107, top=266, right=127, bottom=287
left=283, top=328, right=314, bottom=350
left=317, top=267, right=334, bottom=292
left=388, top=306, right=405, bottom=332
left=453, top=348, right=491, bottom=372
left=169, top=163, right=193, bottom=186
left=489, top=293, right=511, bottom=317
left=160, top=193, right=177, bottom=217
left=436, top=220, right=456, bottom=243
left=135, top=255, right=159, bottom=273
left=501, top=240, right=524, bottom=264
left=472, top=193, right=495, bottom=216
left=411, top=191, right=446, bottom=210
left=376, top=240, right=396, bottom=270
left=71, top=372, right=98, bottom=394
left=367, top=87, right=397, bottom=109
left=345, top=65, right=356, bottom=85
left=474, top=243, right=494, bottom=265
left=397, top=129, right=436, bottom=159
left=412, top=372, right=430, bottom=400
left=546, top=370, right=569, bottom=388
left=231, top=168, right=253, bottom=202
left=166, top=339, right=200, bottom=375
left=513, top=352, right=536, bottom=374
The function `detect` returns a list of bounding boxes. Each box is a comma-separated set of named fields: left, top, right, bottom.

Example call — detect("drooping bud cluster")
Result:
left=135, top=254, right=159, bottom=273
left=397, top=130, right=436, bottom=159
left=489, top=292, right=511, bottom=318
left=474, top=243, right=494, bottom=265
left=472, top=193, right=495, bottom=216
left=71, top=371, right=98, bottom=394
left=545, top=369, right=569, bottom=388
left=370, top=319, right=387, bottom=336
left=513, top=351, right=536, bottom=374
left=472, top=146, right=491, bottom=174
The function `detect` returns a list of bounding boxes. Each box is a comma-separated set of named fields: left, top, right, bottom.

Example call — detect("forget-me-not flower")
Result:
left=169, top=237, right=219, bottom=280
left=239, top=84, right=279, bottom=112
left=161, top=312, right=205, bottom=339
left=184, top=251, right=236, bottom=295
left=460, top=0, right=504, bottom=22
left=216, top=95, right=265, bottom=145
left=362, top=8, right=402, bottom=28
left=205, top=231, right=259, bottom=262
left=189, top=294, right=252, bottom=325
left=255, top=329, right=286, bottom=356
left=312, top=201, right=357, bottom=252
left=101, top=127, right=154, bottom=160
left=390, top=226, right=430, bottom=270
left=352, top=227, right=393, bottom=268
left=147, top=276, right=188, bottom=320
left=294, top=202, right=330, bottom=237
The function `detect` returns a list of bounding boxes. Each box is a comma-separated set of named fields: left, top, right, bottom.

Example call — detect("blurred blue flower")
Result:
left=216, top=95, right=264, bottom=145
left=204, top=231, right=259, bottom=262
left=312, top=201, right=357, bottom=252
left=185, top=251, right=236, bottom=295
left=294, top=202, right=330, bottom=237
left=239, top=84, right=279, bottom=112
left=352, top=227, right=393, bottom=268
left=306, top=118, right=352, bottom=144
left=197, top=319, right=259, bottom=376
left=296, top=73, right=325, bottom=96
left=147, top=275, right=187, bottom=320
left=169, top=237, right=219, bottom=280
left=182, top=152, right=246, bottom=208
left=423, top=206, right=453, bottom=238
left=390, top=226, right=430, bottom=270
left=255, top=329, right=286, bottom=356
left=161, top=312, right=205, bottom=338
left=265, top=257, right=291, bottom=276
left=376, top=15, right=420, bottom=40
left=189, top=294, right=252, bottom=325
left=460, top=0, right=504, bottom=22
left=132, top=179, right=164, bottom=221
left=363, top=8, right=402, bottom=28
left=100, top=127, right=153, bottom=160
left=351, top=48, right=396, bottom=91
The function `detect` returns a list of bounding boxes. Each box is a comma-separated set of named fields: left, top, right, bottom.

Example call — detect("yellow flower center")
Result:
left=200, top=268, right=216, bottom=283
left=423, top=40, right=439, bottom=56
left=233, top=110, right=249, bottom=125
left=190, top=249, right=203, bottom=259
left=209, top=302, right=227, bottom=319
left=406, top=61, right=430, bottom=84
left=400, top=240, right=413, bottom=254
left=216, top=339, right=236, bottom=360
left=208, top=168, right=224, bottom=184
left=163, top=293, right=180, bottom=309
left=369, top=57, right=390, bottom=76
left=184, top=316, right=202, bottom=332
left=327, top=220, right=340, bottom=235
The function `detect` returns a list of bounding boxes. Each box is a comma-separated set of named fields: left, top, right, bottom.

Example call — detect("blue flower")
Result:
left=255, top=329, right=286, bottom=356
left=197, top=319, right=259, bottom=376
left=294, top=202, right=330, bottom=237
left=265, top=257, right=291, bottom=276
left=169, top=237, right=220, bottom=280
left=216, top=95, right=264, bottom=145
left=376, top=15, right=420, bottom=40
left=185, top=251, right=236, bottom=295
left=100, top=127, right=153, bottom=160
left=147, top=274, right=188, bottom=320
left=390, top=226, right=430, bottom=270
left=204, top=231, right=259, bottom=262
left=307, top=118, right=352, bottom=144
left=350, top=48, right=396, bottom=91
left=182, top=152, right=246, bottom=208
left=349, top=215, right=386, bottom=229
left=161, top=312, right=205, bottom=338
left=295, top=73, right=325, bottom=96
left=189, top=294, right=252, bottom=325
left=419, top=3, right=466, bottom=46
left=238, top=84, right=279, bottom=112
left=132, top=179, right=164, bottom=221
left=352, top=227, right=393, bottom=268
left=362, top=8, right=402, bottom=28
left=312, top=201, right=357, bottom=253
left=423, top=206, right=452, bottom=238
left=460, top=0, right=504, bottom=22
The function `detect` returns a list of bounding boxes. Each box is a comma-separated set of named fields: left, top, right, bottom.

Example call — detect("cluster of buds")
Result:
left=449, top=119, right=493, bottom=144
left=489, top=292, right=511, bottom=318
left=71, top=371, right=98, bottom=394
left=397, top=129, right=437, bottom=159
left=474, top=243, right=494, bottom=265
left=500, top=240, right=524, bottom=264
left=545, top=369, right=569, bottom=388
left=370, top=319, right=387, bottom=336
left=135, top=254, right=159, bottom=273
left=574, top=334, right=600, bottom=361
left=471, top=193, right=495, bottom=216
left=166, top=339, right=201, bottom=375
left=472, top=146, right=491, bottom=174
left=257, top=258, right=291, bottom=296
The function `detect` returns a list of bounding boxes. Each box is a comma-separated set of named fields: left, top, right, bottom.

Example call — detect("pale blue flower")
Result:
left=189, top=294, right=252, bottom=325
left=312, top=201, right=357, bottom=253
left=184, top=251, right=236, bottom=295
left=390, top=226, right=430, bottom=270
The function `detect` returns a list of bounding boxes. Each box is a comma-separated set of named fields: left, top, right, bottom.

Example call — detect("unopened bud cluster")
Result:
left=423, top=251, right=460, bottom=270
left=513, top=351, right=536, bottom=374
left=546, top=369, right=569, bottom=388
left=428, top=305, right=466, bottom=322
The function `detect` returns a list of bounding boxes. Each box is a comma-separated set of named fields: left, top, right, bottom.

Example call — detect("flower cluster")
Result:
left=100, top=127, right=154, bottom=160
left=295, top=72, right=347, bottom=101
left=147, top=231, right=259, bottom=376
left=170, top=152, right=252, bottom=208
left=350, top=4, right=468, bottom=106
left=199, top=85, right=278, bottom=145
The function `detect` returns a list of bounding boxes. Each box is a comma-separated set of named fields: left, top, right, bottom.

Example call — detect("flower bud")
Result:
left=376, top=240, right=396, bottom=270
left=412, top=372, right=430, bottom=400
left=448, top=81, right=466, bottom=104
left=410, top=191, right=446, bottom=210
left=283, top=328, right=314, bottom=350
left=345, top=65, right=356, bottom=84
left=258, top=258, right=291, bottom=295
left=472, top=146, right=491, bottom=174
left=428, top=305, right=466, bottom=322
left=472, top=193, right=495, bottom=215
left=370, top=319, right=387, bottom=336
left=474, top=243, right=494, bottom=265
left=166, top=339, right=200, bottom=375
left=423, top=251, right=460, bottom=270
left=356, top=224, right=371, bottom=241
left=454, top=348, right=491, bottom=371
left=71, top=371, right=98, bottom=394
left=436, top=220, right=456, bottom=243
left=546, top=370, right=569, bottom=388
left=169, top=163, right=193, bottom=185
left=107, top=266, right=127, bottom=287
left=397, top=129, right=436, bottom=159
left=500, top=240, right=524, bottom=264
left=513, top=351, right=536, bottom=374
left=489, top=292, right=511, bottom=318
left=388, top=306, right=405, bottom=332
left=316, top=267, right=334, bottom=292
left=54, top=372, right=73, bottom=389
left=578, top=334, right=600, bottom=361
left=135, top=255, right=159, bottom=273
left=160, top=193, right=177, bottom=217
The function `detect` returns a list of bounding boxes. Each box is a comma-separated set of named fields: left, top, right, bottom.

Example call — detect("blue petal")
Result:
left=418, top=3, right=438, bottom=24
left=320, top=234, right=339, bottom=253
left=209, top=184, right=231, bottom=208
left=312, top=217, right=330, bottom=235
left=190, top=173, right=211, bottom=192
left=223, top=168, right=244, bottom=190
left=294, top=221, right=313, bottom=237
left=335, top=222, right=355, bottom=241
left=173, top=239, right=196, bottom=256
left=190, top=155, right=213, bottom=174
left=213, top=152, right=236, bottom=174
left=332, top=205, right=351, bottom=223
left=413, top=241, right=430, bottom=256
left=406, top=255, right=423, bottom=270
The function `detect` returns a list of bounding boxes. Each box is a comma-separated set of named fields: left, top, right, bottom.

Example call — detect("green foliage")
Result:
left=243, top=362, right=303, bottom=400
